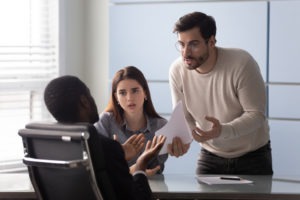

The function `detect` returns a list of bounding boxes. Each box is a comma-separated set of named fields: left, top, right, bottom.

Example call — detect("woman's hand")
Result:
left=114, top=133, right=145, bottom=161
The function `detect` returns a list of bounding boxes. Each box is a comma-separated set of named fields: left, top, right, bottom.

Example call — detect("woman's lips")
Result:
left=128, top=104, right=136, bottom=109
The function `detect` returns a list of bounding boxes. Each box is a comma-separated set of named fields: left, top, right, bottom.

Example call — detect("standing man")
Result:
left=169, top=11, right=273, bottom=175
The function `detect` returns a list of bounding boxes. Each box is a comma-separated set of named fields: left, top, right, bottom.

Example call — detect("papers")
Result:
left=196, top=176, right=253, bottom=185
left=155, top=101, right=193, bottom=155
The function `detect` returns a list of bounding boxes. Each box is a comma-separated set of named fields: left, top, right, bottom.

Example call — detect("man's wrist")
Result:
left=133, top=170, right=146, bottom=177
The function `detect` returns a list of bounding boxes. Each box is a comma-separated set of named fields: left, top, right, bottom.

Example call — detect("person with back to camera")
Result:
left=44, top=75, right=166, bottom=200
left=169, top=11, right=273, bottom=175
left=95, top=66, right=173, bottom=176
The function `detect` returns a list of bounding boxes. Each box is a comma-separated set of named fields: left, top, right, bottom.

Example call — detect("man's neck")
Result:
left=196, top=47, right=218, bottom=74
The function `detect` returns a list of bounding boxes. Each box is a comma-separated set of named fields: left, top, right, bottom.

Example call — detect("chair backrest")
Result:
left=18, top=122, right=104, bottom=200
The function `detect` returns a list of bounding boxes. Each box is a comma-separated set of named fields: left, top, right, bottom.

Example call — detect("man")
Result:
left=44, top=75, right=166, bottom=200
left=169, top=11, right=273, bottom=175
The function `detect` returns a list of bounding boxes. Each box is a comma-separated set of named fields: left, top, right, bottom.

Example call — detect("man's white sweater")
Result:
left=169, top=47, right=270, bottom=158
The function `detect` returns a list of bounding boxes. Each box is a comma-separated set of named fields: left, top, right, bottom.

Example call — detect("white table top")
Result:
left=1, top=172, right=300, bottom=200
left=149, top=173, right=300, bottom=199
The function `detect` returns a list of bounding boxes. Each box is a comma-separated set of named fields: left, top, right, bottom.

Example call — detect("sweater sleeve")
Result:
left=221, top=55, right=267, bottom=140
left=169, top=58, right=196, bottom=129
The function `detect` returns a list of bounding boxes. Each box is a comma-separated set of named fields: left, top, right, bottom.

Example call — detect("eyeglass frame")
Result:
left=175, top=39, right=208, bottom=52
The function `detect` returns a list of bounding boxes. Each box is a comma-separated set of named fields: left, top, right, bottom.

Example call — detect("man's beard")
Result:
left=184, top=52, right=209, bottom=71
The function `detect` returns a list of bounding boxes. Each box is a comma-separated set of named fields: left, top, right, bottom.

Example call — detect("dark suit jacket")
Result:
left=87, top=125, right=152, bottom=200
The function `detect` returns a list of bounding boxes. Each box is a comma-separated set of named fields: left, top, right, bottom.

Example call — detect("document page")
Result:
left=196, top=176, right=253, bottom=185
left=155, top=101, right=193, bottom=155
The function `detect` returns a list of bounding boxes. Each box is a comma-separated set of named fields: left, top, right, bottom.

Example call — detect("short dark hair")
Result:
left=44, top=75, right=88, bottom=123
left=173, top=11, right=216, bottom=41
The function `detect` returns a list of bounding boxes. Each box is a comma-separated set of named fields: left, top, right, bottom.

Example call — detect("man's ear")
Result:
left=208, top=35, right=216, bottom=47
left=78, top=94, right=92, bottom=123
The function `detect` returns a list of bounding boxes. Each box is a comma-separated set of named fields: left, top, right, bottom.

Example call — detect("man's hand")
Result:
left=192, top=116, right=221, bottom=143
left=130, top=164, right=161, bottom=177
left=167, top=137, right=190, bottom=157
left=114, top=134, right=145, bottom=161
left=135, top=135, right=166, bottom=172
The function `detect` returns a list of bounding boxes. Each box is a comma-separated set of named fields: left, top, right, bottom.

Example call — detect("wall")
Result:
left=268, top=0, right=300, bottom=175
left=60, top=0, right=109, bottom=112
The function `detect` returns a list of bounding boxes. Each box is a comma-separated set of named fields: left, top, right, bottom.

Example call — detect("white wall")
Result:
left=60, top=0, right=109, bottom=111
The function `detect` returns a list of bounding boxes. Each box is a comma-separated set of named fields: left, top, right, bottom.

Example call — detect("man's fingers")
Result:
left=146, top=165, right=161, bottom=177
left=192, top=129, right=210, bottom=143
left=135, top=142, right=144, bottom=152
left=183, top=143, right=190, bottom=154
left=145, top=139, right=152, bottom=150
left=167, top=144, right=174, bottom=156
left=205, top=116, right=220, bottom=127
left=159, top=135, right=166, bottom=144
left=194, top=130, right=217, bottom=142
left=167, top=137, right=188, bottom=157
left=151, top=135, right=158, bottom=148
left=152, top=135, right=166, bottom=148
left=153, top=135, right=166, bottom=151
left=192, top=129, right=202, bottom=142
left=173, top=137, right=183, bottom=156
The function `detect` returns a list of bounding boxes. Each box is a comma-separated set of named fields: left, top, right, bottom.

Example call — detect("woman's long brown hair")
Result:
left=105, top=66, right=163, bottom=125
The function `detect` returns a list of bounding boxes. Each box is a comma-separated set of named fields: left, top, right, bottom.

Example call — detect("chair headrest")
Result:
left=18, top=122, right=94, bottom=140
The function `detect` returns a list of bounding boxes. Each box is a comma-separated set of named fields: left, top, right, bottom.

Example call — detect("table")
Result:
left=0, top=173, right=36, bottom=199
left=1, top=173, right=300, bottom=199
left=149, top=173, right=300, bottom=199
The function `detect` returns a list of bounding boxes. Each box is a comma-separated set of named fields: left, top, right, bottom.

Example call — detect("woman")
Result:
left=95, top=66, right=168, bottom=175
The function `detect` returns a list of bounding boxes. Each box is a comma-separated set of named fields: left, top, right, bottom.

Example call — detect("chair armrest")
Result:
left=23, top=156, right=89, bottom=169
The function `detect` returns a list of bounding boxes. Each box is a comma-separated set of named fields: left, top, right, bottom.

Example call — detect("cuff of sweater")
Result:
left=220, top=124, right=233, bottom=140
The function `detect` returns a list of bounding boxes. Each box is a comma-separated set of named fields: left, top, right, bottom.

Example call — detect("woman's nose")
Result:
left=126, top=92, right=133, bottom=100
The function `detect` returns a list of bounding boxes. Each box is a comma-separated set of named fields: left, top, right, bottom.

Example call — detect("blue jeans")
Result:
left=196, top=141, right=273, bottom=175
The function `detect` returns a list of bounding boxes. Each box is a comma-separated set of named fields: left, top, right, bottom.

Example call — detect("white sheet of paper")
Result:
left=196, top=176, right=253, bottom=185
left=155, top=101, right=193, bottom=155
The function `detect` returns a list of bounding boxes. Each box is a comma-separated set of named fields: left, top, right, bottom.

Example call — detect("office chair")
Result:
left=18, top=122, right=115, bottom=200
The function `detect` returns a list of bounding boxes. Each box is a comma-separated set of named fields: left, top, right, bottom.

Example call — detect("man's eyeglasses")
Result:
left=175, top=41, right=201, bottom=52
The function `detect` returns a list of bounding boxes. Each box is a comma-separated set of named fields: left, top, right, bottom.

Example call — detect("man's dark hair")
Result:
left=44, top=75, right=88, bottom=123
left=173, top=11, right=217, bottom=41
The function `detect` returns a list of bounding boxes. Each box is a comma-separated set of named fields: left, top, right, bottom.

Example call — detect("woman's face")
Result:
left=115, top=79, right=146, bottom=115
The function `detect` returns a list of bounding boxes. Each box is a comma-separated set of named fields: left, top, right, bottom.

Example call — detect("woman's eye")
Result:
left=119, top=91, right=126, bottom=96
left=132, top=88, right=139, bottom=93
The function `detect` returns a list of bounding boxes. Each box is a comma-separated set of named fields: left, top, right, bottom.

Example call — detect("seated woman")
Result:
left=95, top=66, right=168, bottom=175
